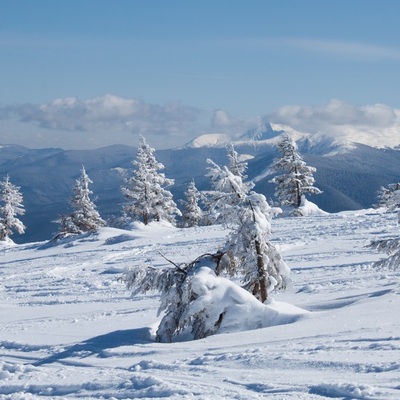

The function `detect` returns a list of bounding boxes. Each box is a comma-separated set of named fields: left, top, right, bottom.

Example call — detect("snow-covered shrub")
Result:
left=374, top=183, right=400, bottom=210
left=369, top=237, right=400, bottom=270
left=124, top=252, right=299, bottom=342
left=124, top=252, right=227, bottom=342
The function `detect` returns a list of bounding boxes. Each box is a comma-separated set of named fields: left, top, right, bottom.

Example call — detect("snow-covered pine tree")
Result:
left=205, top=146, right=254, bottom=226
left=224, top=191, right=289, bottom=302
left=374, top=186, right=392, bottom=209
left=0, top=175, right=26, bottom=241
left=122, top=136, right=181, bottom=225
left=227, top=144, right=248, bottom=179
left=374, top=183, right=400, bottom=211
left=180, top=180, right=203, bottom=228
left=206, top=155, right=289, bottom=303
left=369, top=236, right=400, bottom=270
left=68, top=166, right=105, bottom=233
left=271, top=134, right=321, bottom=211
left=369, top=183, right=400, bottom=268
left=58, top=214, right=82, bottom=235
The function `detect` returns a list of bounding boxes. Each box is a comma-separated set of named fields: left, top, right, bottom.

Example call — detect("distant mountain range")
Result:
left=1, top=122, right=399, bottom=243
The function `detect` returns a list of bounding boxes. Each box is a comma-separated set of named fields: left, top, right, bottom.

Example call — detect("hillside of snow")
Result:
left=1, top=210, right=400, bottom=399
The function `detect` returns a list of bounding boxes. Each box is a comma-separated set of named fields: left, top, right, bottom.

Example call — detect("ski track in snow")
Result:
left=0, top=213, right=400, bottom=399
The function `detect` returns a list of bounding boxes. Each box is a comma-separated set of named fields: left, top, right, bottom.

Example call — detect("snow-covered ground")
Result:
left=1, top=210, right=399, bottom=399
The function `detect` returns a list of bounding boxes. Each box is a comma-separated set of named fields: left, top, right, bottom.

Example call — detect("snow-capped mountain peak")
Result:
left=184, top=133, right=233, bottom=148
left=183, top=122, right=354, bottom=157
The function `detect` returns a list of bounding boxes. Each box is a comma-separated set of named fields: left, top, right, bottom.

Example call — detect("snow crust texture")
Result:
left=1, top=211, right=400, bottom=399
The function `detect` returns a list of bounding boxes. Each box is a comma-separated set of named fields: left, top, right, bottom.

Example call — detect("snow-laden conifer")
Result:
left=122, top=136, right=181, bottom=225
left=374, top=183, right=400, bottom=211
left=206, top=153, right=289, bottom=303
left=0, top=175, right=26, bottom=241
left=227, top=144, right=248, bottom=179
left=205, top=155, right=254, bottom=226
left=271, top=134, right=321, bottom=212
left=224, top=192, right=289, bottom=302
left=369, top=184, right=400, bottom=269
left=180, top=180, right=203, bottom=228
left=68, top=166, right=105, bottom=233
left=369, top=236, right=400, bottom=270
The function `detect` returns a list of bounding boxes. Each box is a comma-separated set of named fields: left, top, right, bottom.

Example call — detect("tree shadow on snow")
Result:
left=33, top=327, right=153, bottom=367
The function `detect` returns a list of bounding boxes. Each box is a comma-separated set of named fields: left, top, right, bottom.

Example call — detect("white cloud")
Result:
left=216, top=37, right=400, bottom=61
left=10, top=94, right=201, bottom=134
left=269, top=99, right=397, bottom=129
left=0, top=95, right=261, bottom=149
left=268, top=99, right=400, bottom=148
left=211, top=110, right=232, bottom=127
left=2, top=95, right=399, bottom=150
left=210, top=109, right=259, bottom=135
left=284, top=38, right=400, bottom=60
left=0, top=95, right=213, bottom=148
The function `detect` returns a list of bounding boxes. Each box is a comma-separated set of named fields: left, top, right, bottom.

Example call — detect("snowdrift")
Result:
left=293, top=198, right=329, bottom=217
left=1, top=212, right=400, bottom=399
left=188, top=267, right=307, bottom=337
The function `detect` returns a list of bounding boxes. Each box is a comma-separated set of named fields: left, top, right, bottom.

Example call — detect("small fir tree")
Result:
left=180, top=180, right=203, bottom=228
left=271, top=134, right=321, bottom=211
left=122, top=135, right=181, bottom=225
left=227, top=144, right=248, bottom=179
left=0, top=175, right=26, bottom=241
left=68, top=166, right=105, bottom=233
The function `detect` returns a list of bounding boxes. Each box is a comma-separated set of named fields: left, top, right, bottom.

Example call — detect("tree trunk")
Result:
left=255, top=239, right=268, bottom=303
left=294, top=166, right=302, bottom=208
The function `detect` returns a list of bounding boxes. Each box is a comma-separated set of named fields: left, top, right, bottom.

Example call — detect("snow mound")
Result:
left=0, top=237, right=16, bottom=248
left=188, top=267, right=307, bottom=337
left=39, top=227, right=139, bottom=249
left=309, top=382, right=376, bottom=399
left=294, top=198, right=329, bottom=217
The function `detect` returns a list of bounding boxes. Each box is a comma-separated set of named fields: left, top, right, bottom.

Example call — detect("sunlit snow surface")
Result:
left=1, top=211, right=399, bottom=399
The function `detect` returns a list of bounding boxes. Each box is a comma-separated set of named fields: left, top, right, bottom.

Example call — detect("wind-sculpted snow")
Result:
left=0, top=211, right=400, bottom=399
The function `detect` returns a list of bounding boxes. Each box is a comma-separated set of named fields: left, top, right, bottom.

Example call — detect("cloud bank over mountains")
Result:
left=1, top=95, right=399, bottom=149
left=268, top=99, right=400, bottom=148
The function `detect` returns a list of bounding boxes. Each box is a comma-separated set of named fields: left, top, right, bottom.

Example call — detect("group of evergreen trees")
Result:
left=125, top=141, right=291, bottom=341
left=0, top=134, right=323, bottom=243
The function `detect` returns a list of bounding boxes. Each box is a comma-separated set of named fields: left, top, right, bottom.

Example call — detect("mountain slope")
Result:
left=1, top=211, right=399, bottom=398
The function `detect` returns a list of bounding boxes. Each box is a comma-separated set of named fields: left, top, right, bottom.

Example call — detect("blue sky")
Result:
left=1, top=0, right=400, bottom=149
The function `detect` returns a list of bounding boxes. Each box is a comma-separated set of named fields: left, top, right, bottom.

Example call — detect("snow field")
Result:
left=0, top=212, right=399, bottom=399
